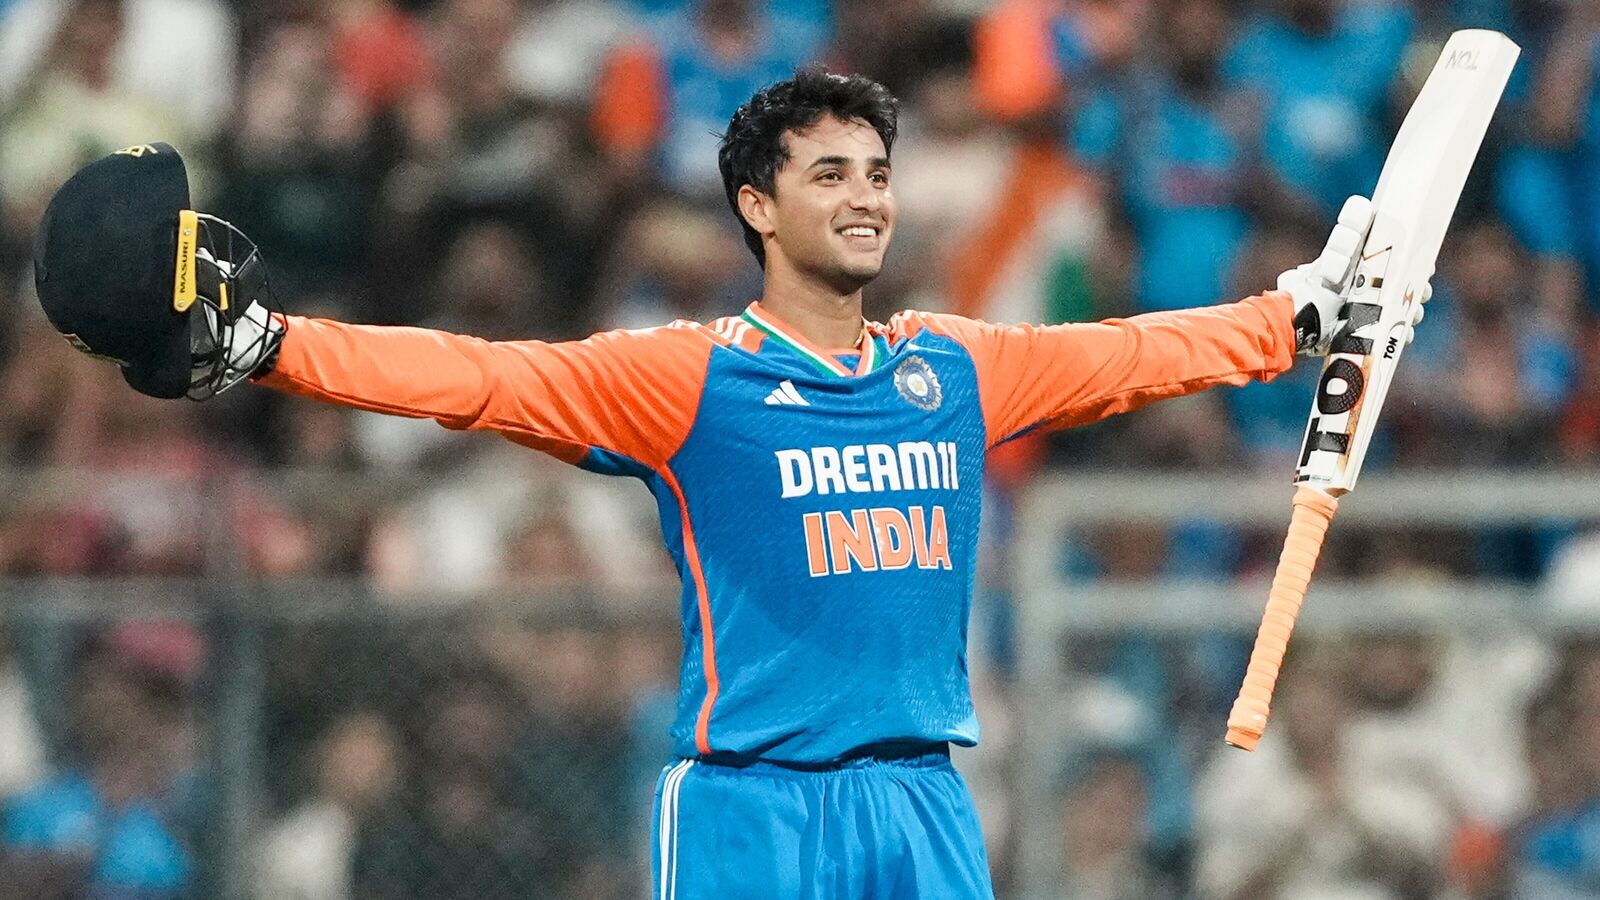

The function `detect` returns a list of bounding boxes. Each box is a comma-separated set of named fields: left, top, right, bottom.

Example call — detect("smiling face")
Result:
left=737, top=115, right=896, bottom=295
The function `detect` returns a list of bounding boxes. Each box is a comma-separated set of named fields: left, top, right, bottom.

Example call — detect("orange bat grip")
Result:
left=1224, top=485, right=1339, bottom=751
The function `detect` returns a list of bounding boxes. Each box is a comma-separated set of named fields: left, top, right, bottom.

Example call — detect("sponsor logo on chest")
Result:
left=774, top=441, right=960, bottom=576
left=775, top=441, right=959, bottom=498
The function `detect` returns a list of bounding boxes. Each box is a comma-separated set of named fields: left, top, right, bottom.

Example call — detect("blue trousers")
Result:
left=650, top=748, right=994, bottom=899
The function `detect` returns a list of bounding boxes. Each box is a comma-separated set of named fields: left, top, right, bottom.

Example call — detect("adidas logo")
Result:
left=764, top=380, right=810, bottom=407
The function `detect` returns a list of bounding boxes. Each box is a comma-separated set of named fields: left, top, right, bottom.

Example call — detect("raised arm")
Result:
left=903, top=195, right=1409, bottom=447
left=257, top=317, right=713, bottom=470
left=906, top=293, right=1296, bottom=447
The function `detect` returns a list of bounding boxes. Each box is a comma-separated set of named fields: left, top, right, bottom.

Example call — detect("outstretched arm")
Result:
left=907, top=293, right=1298, bottom=446
left=256, top=317, right=712, bottom=470
left=902, top=196, right=1423, bottom=447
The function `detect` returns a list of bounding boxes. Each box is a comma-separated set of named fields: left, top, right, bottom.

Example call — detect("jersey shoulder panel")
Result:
left=565, top=319, right=729, bottom=465
left=704, top=315, right=767, bottom=353
left=882, top=309, right=989, bottom=349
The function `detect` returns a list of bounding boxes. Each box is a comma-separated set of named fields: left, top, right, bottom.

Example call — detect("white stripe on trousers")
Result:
left=658, top=760, right=695, bottom=900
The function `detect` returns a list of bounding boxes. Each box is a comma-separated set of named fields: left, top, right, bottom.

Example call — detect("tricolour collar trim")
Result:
left=742, top=303, right=874, bottom=377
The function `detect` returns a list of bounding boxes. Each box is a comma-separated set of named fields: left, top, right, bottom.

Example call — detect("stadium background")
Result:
left=2, top=0, right=1599, bottom=897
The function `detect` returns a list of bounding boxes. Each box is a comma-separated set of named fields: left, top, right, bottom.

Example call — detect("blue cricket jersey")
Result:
left=262, top=294, right=1296, bottom=764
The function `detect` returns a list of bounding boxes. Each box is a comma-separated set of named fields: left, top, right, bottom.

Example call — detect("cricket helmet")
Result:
left=33, top=143, right=274, bottom=399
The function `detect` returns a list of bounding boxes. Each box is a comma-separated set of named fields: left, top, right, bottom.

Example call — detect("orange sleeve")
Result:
left=908, top=292, right=1297, bottom=447
left=256, top=317, right=713, bottom=468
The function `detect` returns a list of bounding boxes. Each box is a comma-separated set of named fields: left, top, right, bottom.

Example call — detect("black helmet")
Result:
left=33, top=143, right=273, bottom=399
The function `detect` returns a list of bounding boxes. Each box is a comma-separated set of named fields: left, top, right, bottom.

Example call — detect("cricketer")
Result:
left=33, top=68, right=1427, bottom=899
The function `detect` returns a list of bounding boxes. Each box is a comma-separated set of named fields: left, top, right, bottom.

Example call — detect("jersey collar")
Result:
left=742, top=301, right=877, bottom=378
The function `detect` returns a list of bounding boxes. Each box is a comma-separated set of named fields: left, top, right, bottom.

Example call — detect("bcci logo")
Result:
left=894, top=356, right=942, bottom=411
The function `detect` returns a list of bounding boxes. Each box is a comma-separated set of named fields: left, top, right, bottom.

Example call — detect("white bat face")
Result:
left=1290, top=29, right=1519, bottom=496
left=1294, top=245, right=1406, bottom=492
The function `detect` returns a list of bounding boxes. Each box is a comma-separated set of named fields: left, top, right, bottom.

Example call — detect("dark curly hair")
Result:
left=718, top=68, right=899, bottom=267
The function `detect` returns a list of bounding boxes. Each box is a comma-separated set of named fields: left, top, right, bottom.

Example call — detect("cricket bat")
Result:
left=1224, top=30, right=1521, bottom=751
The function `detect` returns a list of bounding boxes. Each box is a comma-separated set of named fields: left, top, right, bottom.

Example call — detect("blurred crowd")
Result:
left=0, top=609, right=683, bottom=899
left=1043, top=622, right=1600, bottom=900
left=3, top=0, right=1600, bottom=897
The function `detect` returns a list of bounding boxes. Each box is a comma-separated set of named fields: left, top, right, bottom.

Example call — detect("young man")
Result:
left=37, top=71, right=1418, bottom=899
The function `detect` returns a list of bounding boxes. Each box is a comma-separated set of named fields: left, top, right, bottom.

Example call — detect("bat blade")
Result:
left=1294, top=29, right=1520, bottom=495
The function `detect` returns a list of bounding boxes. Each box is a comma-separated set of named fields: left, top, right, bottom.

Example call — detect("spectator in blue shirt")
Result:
left=1073, top=0, right=1257, bottom=312
left=1399, top=219, right=1577, bottom=466
left=1497, top=4, right=1600, bottom=313
left=0, top=623, right=203, bottom=899
left=1224, top=0, right=1414, bottom=220
left=1511, top=641, right=1600, bottom=899
left=607, top=0, right=824, bottom=197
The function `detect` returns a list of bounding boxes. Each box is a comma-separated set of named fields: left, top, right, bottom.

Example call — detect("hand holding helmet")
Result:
left=33, top=143, right=284, bottom=400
